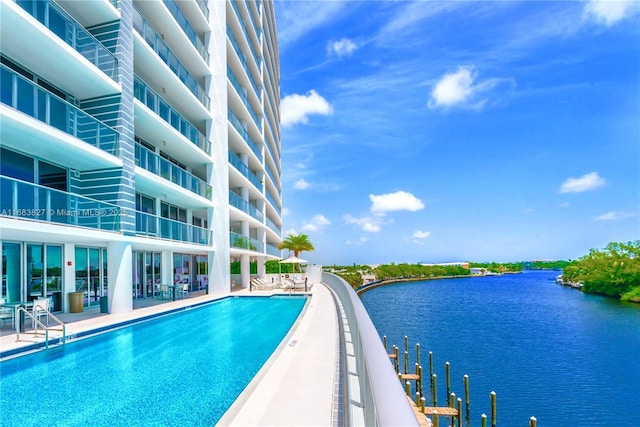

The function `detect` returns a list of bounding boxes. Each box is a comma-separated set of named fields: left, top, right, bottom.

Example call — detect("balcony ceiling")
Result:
left=1, top=1, right=121, bottom=100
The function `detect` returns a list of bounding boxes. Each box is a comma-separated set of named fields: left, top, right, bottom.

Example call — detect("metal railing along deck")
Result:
left=322, top=272, right=419, bottom=426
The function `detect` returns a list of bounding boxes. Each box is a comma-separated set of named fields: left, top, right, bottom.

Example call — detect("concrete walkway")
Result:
left=219, top=283, right=339, bottom=426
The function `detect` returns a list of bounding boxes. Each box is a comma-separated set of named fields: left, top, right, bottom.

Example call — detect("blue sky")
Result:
left=274, top=0, right=640, bottom=265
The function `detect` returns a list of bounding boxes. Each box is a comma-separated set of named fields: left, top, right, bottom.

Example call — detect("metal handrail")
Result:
left=16, top=306, right=66, bottom=350
left=322, top=272, right=418, bottom=426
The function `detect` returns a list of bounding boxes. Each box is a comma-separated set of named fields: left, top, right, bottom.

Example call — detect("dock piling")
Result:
left=529, top=416, right=537, bottom=427
left=464, top=374, right=470, bottom=423
left=481, top=413, right=487, bottom=427
left=445, top=362, right=451, bottom=405
left=490, top=391, right=496, bottom=427
left=431, top=374, right=437, bottom=406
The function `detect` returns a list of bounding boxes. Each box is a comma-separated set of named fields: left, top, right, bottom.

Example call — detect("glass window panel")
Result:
left=48, top=6, right=68, bottom=41
left=16, top=77, right=35, bottom=116
left=0, top=68, right=13, bottom=106
left=2, top=242, right=21, bottom=302
left=75, top=247, right=88, bottom=293
left=49, top=95, right=68, bottom=132
left=39, top=160, right=67, bottom=190
left=46, top=245, right=63, bottom=311
left=0, top=148, right=34, bottom=182
left=27, top=244, right=44, bottom=300
left=89, top=248, right=100, bottom=304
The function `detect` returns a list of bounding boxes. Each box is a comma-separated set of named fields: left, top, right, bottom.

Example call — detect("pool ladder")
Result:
left=15, top=306, right=66, bottom=349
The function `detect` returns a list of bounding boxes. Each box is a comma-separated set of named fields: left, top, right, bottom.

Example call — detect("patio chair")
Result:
left=159, top=284, right=171, bottom=300
left=175, top=283, right=188, bottom=299
left=0, top=298, right=13, bottom=328
left=33, top=298, right=50, bottom=326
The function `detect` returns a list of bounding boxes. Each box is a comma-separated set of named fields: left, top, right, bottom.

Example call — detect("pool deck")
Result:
left=0, top=284, right=339, bottom=427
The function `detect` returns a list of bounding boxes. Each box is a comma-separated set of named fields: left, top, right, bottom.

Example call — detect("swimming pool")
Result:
left=0, top=296, right=307, bottom=426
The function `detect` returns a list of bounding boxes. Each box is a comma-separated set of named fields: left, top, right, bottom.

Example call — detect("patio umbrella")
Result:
left=278, top=256, right=308, bottom=291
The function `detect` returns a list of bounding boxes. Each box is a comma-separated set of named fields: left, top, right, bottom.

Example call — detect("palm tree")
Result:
left=278, top=233, right=315, bottom=258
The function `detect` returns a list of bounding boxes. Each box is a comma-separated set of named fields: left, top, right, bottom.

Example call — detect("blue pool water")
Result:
left=0, top=296, right=307, bottom=427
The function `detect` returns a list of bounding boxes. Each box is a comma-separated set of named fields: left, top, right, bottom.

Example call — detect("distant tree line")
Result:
left=562, top=241, right=640, bottom=301
left=468, top=262, right=524, bottom=273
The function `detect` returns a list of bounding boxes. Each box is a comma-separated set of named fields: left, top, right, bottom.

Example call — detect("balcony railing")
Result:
left=1, top=176, right=121, bottom=232
left=134, top=75, right=211, bottom=154
left=162, top=0, right=209, bottom=64
left=230, top=0, right=261, bottom=67
left=265, top=165, right=279, bottom=196
left=135, top=143, right=212, bottom=199
left=228, top=110, right=262, bottom=162
left=1, top=64, right=119, bottom=156
left=266, top=243, right=280, bottom=257
left=15, top=0, right=118, bottom=81
left=230, top=231, right=263, bottom=252
left=266, top=190, right=281, bottom=216
left=229, top=190, right=263, bottom=222
left=228, top=67, right=262, bottom=132
left=195, top=0, right=209, bottom=20
left=228, top=151, right=262, bottom=190
left=244, top=0, right=261, bottom=38
left=135, top=210, right=211, bottom=245
left=266, top=217, right=281, bottom=237
left=227, top=28, right=261, bottom=98
left=132, top=7, right=210, bottom=109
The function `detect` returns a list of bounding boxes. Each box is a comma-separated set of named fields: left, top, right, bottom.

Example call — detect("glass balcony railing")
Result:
left=16, top=0, right=118, bottom=81
left=162, top=0, right=209, bottom=64
left=266, top=190, right=281, bottom=216
left=134, top=75, right=211, bottom=154
left=1, top=176, right=121, bottom=232
left=229, top=190, right=263, bottom=222
left=230, top=0, right=261, bottom=68
left=266, top=243, right=281, bottom=257
left=266, top=217, right=281, bottom=237
left=230, top=231, right=263, bottom=252
left=132, top=7, right=210, bottom=109
left=227, top=67, right=262, bottom=132
left=244, top=0, right=261, bottom=38
left=229, top=151, right=262, bottom=190
left=265, top=165, right=279, bottom=194
left=135, top=143, right=212, bottom=199
left=228, top=110, right=262, bottom=162
left=136, top=210, right=211, bottom=245
left=227, top=28, right=261, bottom=98
left=195, top=0, right=209, bottom=20
left=1, top=64, right=119, bottom=156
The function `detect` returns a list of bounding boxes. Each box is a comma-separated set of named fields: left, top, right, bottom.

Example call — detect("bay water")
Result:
left=360, top=270, right=640, bottom=426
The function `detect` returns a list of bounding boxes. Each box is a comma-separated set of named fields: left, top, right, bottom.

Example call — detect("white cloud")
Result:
left=328, top=38, right=358, bottom=57
left=346, top=237, right=370, bottom=246
left=370, top=191, right=424, bottom=213
left=281, top=207, right=291, bottom=217
left=594, top=211, right=638, bottom=221
left=412, top=230, right=431, bottom=239
left=343, top=214, right=383, bottom=233
left=293, top=179, right=311, bottom=190
left=276, top=1, right=347, bottom=50
left=281, top=90, right=333, bottom=127
left=559, top=172, right=606, bottom=193
left=302, top=214, right=331, bottom=232
left=584, top=0, right=640, bottom=26
left=428, top=66, right=514, bottom=111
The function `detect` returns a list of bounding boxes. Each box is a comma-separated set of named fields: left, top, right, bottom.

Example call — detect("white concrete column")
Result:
left=162, top=251, right=173, bottom=286
left=257, top=256, right=266, bottom=277
left=107, top=241, right=132, bottom=314
left=241, top=253, right=250, bottom=288
left=63, top=243, right=75, bottom=313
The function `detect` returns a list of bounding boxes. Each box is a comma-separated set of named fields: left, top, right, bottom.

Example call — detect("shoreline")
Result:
left=356, top=273, right=495, bottom=295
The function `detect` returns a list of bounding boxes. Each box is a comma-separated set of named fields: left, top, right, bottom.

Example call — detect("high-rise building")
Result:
left=0, top=0, right=282, bottom=313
